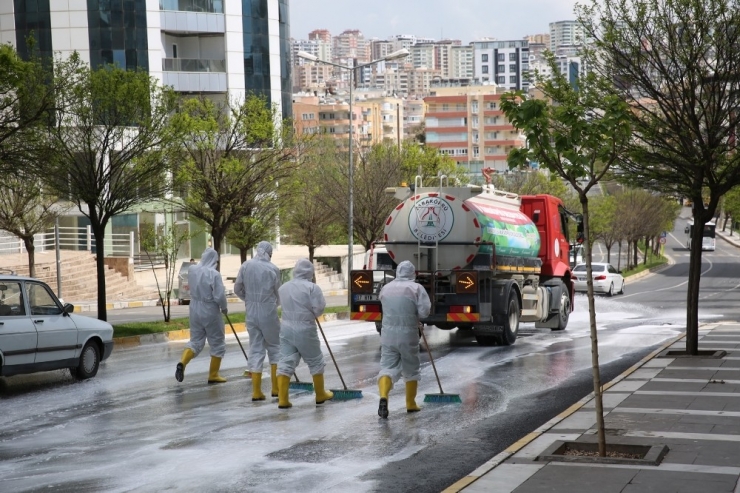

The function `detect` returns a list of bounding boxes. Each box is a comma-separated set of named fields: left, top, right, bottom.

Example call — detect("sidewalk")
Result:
left=717, top=228, right=740, bottom=249
left=446, top=323, right=740, bottom=493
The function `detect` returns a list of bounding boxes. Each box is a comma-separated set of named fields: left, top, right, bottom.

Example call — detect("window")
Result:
left=509, top=53, right=517, bottom=61
left=497, top=76, right=505, bottom=84
left=509, top=64, right=517, bottom=72
left=172, top=44, right=178, bottom=59
left=497, top=65, right=505, bottom=73
left=482, top=65, right=489, bottom=74
left=456, top=103, right=465, bottom=111
left=0, top=282, right=25, bottom=316
left=442, top=103, right=449, bottom=111
left=26, top=283, right=62, bottom=316
left=481, top=54, right=489, bottom=62
left=473, top=146, right=479, bottom=157
left=510, top=75, right=517, bottom=83
left=497, top=53, right=505, bottom=61
left=487, top=102, right=497, bottom=110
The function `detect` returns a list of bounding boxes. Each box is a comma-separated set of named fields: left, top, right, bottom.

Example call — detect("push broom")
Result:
left=419, top=325, right=462, bottom=404
left=316, top=317, right=363, bottom=400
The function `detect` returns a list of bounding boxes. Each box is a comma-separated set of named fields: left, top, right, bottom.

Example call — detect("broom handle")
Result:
left=316, top=317, right=348, bottom=390
left=419, top=323, right=445, bottom=394
left=225, top=314, right=249, bottom=363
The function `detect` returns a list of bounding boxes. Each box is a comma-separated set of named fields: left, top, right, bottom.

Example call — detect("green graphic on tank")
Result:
left=474, top=212, right=540, bottom=258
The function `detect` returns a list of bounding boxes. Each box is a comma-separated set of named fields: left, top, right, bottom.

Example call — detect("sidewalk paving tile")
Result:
left=512, top=465, right=638, bottom=493
left=463, top=464, right=544, bottom=493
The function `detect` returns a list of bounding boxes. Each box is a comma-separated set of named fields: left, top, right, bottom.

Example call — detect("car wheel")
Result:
left=75, top=341, right=100, bottom=380
left=500, top=291, right=519, bottom=346
left=551, top=282, right=570, bottom=331
left=607, top=283, right=614, bottom=297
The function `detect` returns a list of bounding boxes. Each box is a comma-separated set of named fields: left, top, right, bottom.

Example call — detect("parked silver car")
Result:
left=0, top=276, right=114, bottom=379
left=573, top=263, right=625, bottom=296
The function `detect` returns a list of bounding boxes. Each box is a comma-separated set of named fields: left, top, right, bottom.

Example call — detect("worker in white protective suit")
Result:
left=234, top=241, right=281, bottom=401
left=175, top=248, right=229, bottom=384
left=275, top=259, right=334, bottom=409
left=377, top=260, right=431, bottom=419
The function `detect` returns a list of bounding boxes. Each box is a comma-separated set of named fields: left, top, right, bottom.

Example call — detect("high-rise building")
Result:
left=0, top=0, right=292, bottom=119
left=471, top=39, right=530, bottom=92
left=424, top=84, right=526, bottom=175
left=549, top=20, right=584, bottom=53
left=450, top=45, right=474, bottom=79
left=332, top=29, right=369, bottom=64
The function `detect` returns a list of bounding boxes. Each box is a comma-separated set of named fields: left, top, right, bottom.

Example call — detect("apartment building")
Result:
left=293, top=63, right=333, bottom=91
left=332, top=29, right=369, bottom=64
left=450, top=45, right=474, bottom=78
left=291, top=37, right=331, bottom=66
left=403, top=97, right=426, bottom=134
left=411, top=43, right=435, bottom=69
left=424, top=85, right=526, bottom=175
left=549, top=20, right=584, bottom=53
left=471, top=39, right=530, bottom=92
left=0, top=0, right=292, bottom=119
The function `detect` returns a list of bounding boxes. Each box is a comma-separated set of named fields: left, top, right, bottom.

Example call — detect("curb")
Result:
left=111, top=312, right=352, bottom=348
left=442, top=330, right=688, bottom=493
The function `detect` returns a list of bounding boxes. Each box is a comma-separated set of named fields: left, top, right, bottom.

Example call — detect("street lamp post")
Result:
left=297, top=49, right=409, bottom=297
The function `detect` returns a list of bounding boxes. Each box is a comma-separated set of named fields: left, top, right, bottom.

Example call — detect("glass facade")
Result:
left=241, top=0, right=291, bottom=120
left=278, top=0, right=291, bottom=120
left=86, top=0, right=149, bottom=71
left=159, top=0, right=224, bottom=13
left=13, top=0, right=53, bottom=61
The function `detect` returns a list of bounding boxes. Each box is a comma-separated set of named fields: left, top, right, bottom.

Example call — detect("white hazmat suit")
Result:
left=377, top=260, right=431, bottom=418
left=275, top=259, right=334, bottom=408
left=175, top=247, right=229, bottom=384
left=234, top=241, right=281, bottom=400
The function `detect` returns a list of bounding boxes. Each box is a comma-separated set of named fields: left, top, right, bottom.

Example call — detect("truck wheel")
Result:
left=552, top=285, right=570, bottom=332
left=500, top=291, right=519, bottom=346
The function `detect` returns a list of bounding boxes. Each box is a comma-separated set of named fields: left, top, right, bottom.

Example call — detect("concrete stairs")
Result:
left=313, top=260, right=346, bottom=293
left=0, top=250, right=157, bottom=303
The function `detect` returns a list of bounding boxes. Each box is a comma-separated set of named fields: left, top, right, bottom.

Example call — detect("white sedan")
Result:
left=573, top=263, right=625, bottom=296
left=0, top=276, right=114, bottom=379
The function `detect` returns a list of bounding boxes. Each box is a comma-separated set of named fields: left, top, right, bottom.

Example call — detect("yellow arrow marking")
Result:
left=353, top=277, right=370, bottom=289
left=459, top=277, right=475, bottom=289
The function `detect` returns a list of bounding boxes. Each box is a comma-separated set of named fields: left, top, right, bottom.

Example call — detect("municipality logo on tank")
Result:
left=409, top=196, right=454, bottom=242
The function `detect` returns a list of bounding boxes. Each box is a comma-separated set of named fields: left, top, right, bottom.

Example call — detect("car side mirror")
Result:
left=63, top=303, right=75, bottom=314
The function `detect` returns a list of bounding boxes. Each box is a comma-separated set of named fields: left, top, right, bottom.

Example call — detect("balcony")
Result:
left=160, top=0, right=224, bottom=13
left=163, top=58, right=225, bottom=72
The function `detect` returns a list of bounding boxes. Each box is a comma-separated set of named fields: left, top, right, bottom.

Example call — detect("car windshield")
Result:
left=573, top=264, right=606, bottom=273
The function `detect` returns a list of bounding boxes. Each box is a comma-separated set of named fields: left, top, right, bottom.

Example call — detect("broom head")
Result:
left=289, top=381, right=315, bottom=391
left=330, top=389, right=363, bottom=400
left=424, top=393, right=462, bottom=404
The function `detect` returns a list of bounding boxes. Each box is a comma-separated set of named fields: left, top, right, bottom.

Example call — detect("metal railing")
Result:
left=162, top=58, right=226, bottom=73
left=160, top=0, right=224, bottom=13
left=0, top=226, right=135, bottom=258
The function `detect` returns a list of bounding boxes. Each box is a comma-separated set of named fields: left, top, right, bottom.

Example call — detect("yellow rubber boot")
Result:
left=277, top=375, right=292, bottom=409
left=207, top=356, right=227, bottom=384
left=175, top=348, right=195, bottom=382
left=378, top=375, right=392, bottom=419
left=252, top=372, right=266, bottom=401
left=313, top=374, right=334, bottom=404
left=406, top=380, right=420, bottom=413
left=271, top=364, right=279, bottom=397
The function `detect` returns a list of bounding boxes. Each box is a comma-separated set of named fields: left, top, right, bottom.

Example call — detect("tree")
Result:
left=282, top=140, right=340, bottom=262
left=0, top=171, right=66, bottom=277
left=38, top=63, right=179, bottom=321
left=172, top=95, right=297, bottom=265
left=578, top=0, right=740, bottom=355
left=501, top=53, right=633, bottom=457
left=0, top=45, right=76, bottom=170
left=140, top=217, right=192, bottom=322
left=590, top=195, right=618, bottom=263
left=723, top=186, right=740, bottom=234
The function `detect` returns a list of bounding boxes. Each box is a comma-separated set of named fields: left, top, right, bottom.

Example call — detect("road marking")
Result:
left=619, top=256, right=713, bottom=300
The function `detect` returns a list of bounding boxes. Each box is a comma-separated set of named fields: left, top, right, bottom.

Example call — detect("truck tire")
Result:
left=551, top=283, right=570, bottom=332
left=500, top=291, right=519, bottom=346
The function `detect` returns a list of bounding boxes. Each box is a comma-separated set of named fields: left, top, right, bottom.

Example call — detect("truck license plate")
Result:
left=354, top=294, right=378, bottom=302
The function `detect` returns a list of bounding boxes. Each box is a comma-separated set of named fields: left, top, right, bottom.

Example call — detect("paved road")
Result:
left=2, top=210, right=738, bottom=492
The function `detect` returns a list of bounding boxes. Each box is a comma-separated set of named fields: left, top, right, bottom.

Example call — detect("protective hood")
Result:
left=256, top=241, right=273, bottom=261
left=396, top=260, right=416, bottom=281
left=199, top=247, right=219, bottom=269
left=293, top=258, right=314, bottom=281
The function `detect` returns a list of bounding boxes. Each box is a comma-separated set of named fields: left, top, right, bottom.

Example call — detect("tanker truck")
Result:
left=349, top=177, right=577, bottom=346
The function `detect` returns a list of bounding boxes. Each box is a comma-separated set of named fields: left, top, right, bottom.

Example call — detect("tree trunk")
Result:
left=211, top=228, right=225, bottom=271
left=686, top=215, right=705, bottom=356
left=581, top=195, right=607, bottom=457
left=240, top=247, right=247, bottom=264
left=308, top=245, right=315, bottom=263
left=644, top=237, right=649, bottom=265
left=92, top=223, right=108, bottom=322
left=605, top=242, right=612, bottom=264
left=633, top=239, right=638, bottom=267
left=23, top=236, right=36, bottom=278
left=617, top=241, right=622, bottom=271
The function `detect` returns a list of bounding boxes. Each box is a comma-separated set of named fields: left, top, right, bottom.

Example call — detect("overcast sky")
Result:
left=289, top=0, right=579, bottom=43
